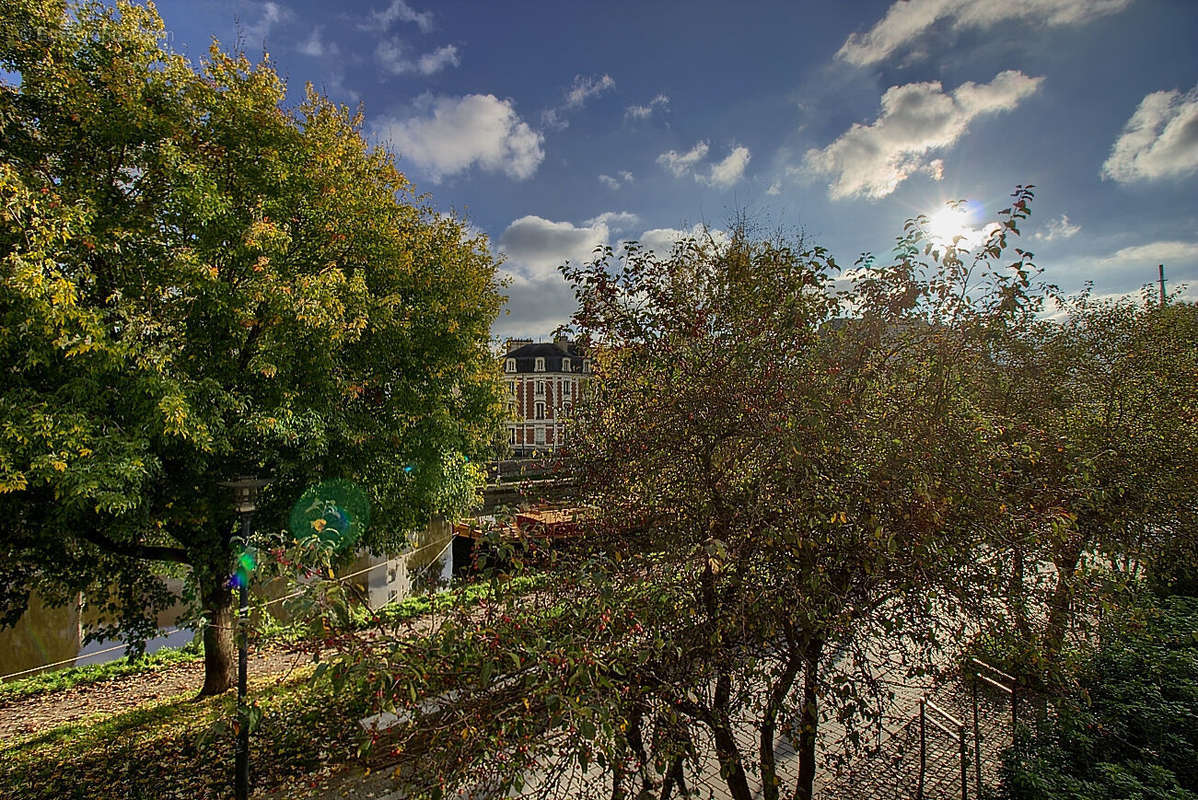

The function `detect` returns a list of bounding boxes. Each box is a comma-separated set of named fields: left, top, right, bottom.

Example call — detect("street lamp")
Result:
left=220, top=475, right=269, bottom=800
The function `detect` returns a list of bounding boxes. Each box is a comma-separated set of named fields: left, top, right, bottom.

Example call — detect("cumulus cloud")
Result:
left=634, top=224, right=730, bottom=259
left=657, top=141, right=710, bottom=177
left=707, top=146, right=751, bottom=188
left=626, top=94, right=670, bottom=120
left=499, top=215, right=612, bottom=281
left=766, top=182, right=782, bottom=196
left=658, top=141, right=750, bottom=188
left=298, top=26, right=338, bottom=58
left=1101, top=86, right=1198, bottom=183
left=585, top=211, right=640, bottom=233
left=376, top=40, right=460, bottom=76
left=376, top=94, right=544, bottom=182
left=369, top=0, right=434, bottom=33
left=838, top=0, right=1132, bottom=67
left=1034, top=214, right=1082, bottom=241
left=802, top=70, right=1043, bottom=200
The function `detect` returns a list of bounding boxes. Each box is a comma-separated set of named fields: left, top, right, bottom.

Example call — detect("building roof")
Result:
left=502, top=340, right=586, bottom=374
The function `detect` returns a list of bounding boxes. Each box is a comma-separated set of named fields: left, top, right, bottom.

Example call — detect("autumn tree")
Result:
left=972, top=290, right=1198, bottom=686
left=0, top=0, right=503, bottom=694
left=324, top=194, right=1050, bottom=800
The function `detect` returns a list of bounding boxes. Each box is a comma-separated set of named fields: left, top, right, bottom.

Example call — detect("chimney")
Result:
left=504, top=338, right=533, bottom=355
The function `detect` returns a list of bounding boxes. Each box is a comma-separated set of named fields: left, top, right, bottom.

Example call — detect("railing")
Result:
left=917, top=696, right=968, bottom=800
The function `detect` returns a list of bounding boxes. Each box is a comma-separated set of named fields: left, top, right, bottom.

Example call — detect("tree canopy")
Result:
left=0, top=0, right=503, bottom=692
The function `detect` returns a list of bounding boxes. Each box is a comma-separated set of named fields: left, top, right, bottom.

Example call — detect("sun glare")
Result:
left=926, top=205, right=973, bottom=247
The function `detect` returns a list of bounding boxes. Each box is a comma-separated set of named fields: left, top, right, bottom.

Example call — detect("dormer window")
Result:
left=562, top=357, right=571, bottom=372
left=582, top=358, right=591, bottom=374
left=505, top=358, right=515, bottom=373
left=535, top=357, right=545, bottom=372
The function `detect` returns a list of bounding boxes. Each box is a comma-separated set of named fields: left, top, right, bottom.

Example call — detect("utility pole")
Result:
left=1159, top=264, right=1167, bottom=305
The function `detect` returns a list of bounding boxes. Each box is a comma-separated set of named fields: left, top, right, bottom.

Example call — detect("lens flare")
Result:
left=289, top=479, right=371, bottom=552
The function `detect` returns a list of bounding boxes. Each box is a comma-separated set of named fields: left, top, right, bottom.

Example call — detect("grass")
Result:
left=0, top=641, right=206, bottom=703
left=0, top=573, right=546, bottom=703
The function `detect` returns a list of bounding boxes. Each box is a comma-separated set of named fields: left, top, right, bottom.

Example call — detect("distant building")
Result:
left=502, top=337, right=589, bottom=456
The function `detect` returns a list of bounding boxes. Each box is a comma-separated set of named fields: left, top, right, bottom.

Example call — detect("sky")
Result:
left=149, top=0, right=1198, bottom=338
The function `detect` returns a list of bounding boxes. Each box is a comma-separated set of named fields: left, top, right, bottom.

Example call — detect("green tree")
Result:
left=0, top=0, right=503, bottom=693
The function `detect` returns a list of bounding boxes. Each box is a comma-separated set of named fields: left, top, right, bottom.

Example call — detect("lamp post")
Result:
left=220, top=476, right=269, bottom=800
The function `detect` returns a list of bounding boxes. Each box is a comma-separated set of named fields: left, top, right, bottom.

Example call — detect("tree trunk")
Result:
left=199, top=578, right=235, bottom=696
left=1043, top=534, right=1084, bottom=687
left=794, top=638, right=823, bottom=800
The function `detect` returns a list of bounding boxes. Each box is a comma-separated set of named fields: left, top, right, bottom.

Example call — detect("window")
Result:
left=562, top=357, right=571, bottom=372
left=507, top=400, right=516, bottom=416
left=508, top=428, right=516, bottom=445
left=505, top=358, right=515, bottom=373
left=535, top=402, right=545, bottom=420
left=508, top=381, right=516, bottom=396
left=534, top=427, right=545, bottom=445
left=535, top=357, right=545, bottom=372
left=535, top=379, right=544, bottom=396
left=582, top=358, right=590, bottom=373
left=563, top=402, right=572, bottom=417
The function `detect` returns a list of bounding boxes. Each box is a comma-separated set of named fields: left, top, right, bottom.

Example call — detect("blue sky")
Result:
left=152, top=0, right=1198, bottom=337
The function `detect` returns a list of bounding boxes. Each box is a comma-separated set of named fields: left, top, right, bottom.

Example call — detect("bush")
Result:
left=999, top=595, right=1198, bottom=799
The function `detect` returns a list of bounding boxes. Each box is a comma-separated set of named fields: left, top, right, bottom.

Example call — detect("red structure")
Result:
left=501, top=337, right=589, bottom=456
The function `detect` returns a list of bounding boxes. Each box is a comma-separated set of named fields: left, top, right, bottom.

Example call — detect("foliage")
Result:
left=309, top=192, right=1062, bottom=800
left=970, top=290, right=1198, bottom=686
left=999, top=595, right=1198, bottom=800
left=0, top=0, right=503, bottom=692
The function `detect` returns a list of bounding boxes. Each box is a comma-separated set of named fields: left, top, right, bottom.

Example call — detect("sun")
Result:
left=926, top=205, right=974, bottom=247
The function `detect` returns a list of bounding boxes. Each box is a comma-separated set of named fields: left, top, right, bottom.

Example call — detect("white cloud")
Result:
left=766, top=182, right=782, bottom=196
left=598, top=171, right=635, bottom=190
left=658, top=141, right=710, bottom=177
left=626, top=94, right=670, bottom=120
left=706, top=145, right=751, bottom=188
left=585, top=211, right=640, bottom=233
left=802, top=70, right=1043, bottom=200
left=565, top=74, right=615, bottom=109
left=1096, top=240, right=1195, bottom=269
left=543, top=74, right=616, bottom=131
left=370, top=0, right=434, bottom=33
left=838, top=0, right=1132, bottom=67
left=658, top=141, right=751, bottom=188
left=1101, top=86, right=1198, bottom=183
left=298, top=26, right=338, bottom=58
left=376, top=94, right=544, bottom=182
left=1034, top=214, right=1082, bottom=241
left=376, top=40, right=460, bottom=76
left=635, top=224, right=730, bottom=259
left=498, top=215, right=611, bottom=281
left=242, top=1, right=291, bottom=47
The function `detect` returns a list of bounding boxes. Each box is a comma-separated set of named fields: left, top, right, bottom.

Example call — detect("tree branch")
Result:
left=80, top=528, right=189, bottom=564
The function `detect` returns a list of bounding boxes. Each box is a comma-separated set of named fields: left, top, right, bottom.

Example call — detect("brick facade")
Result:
left=501, top=338, right=588, bottom=456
